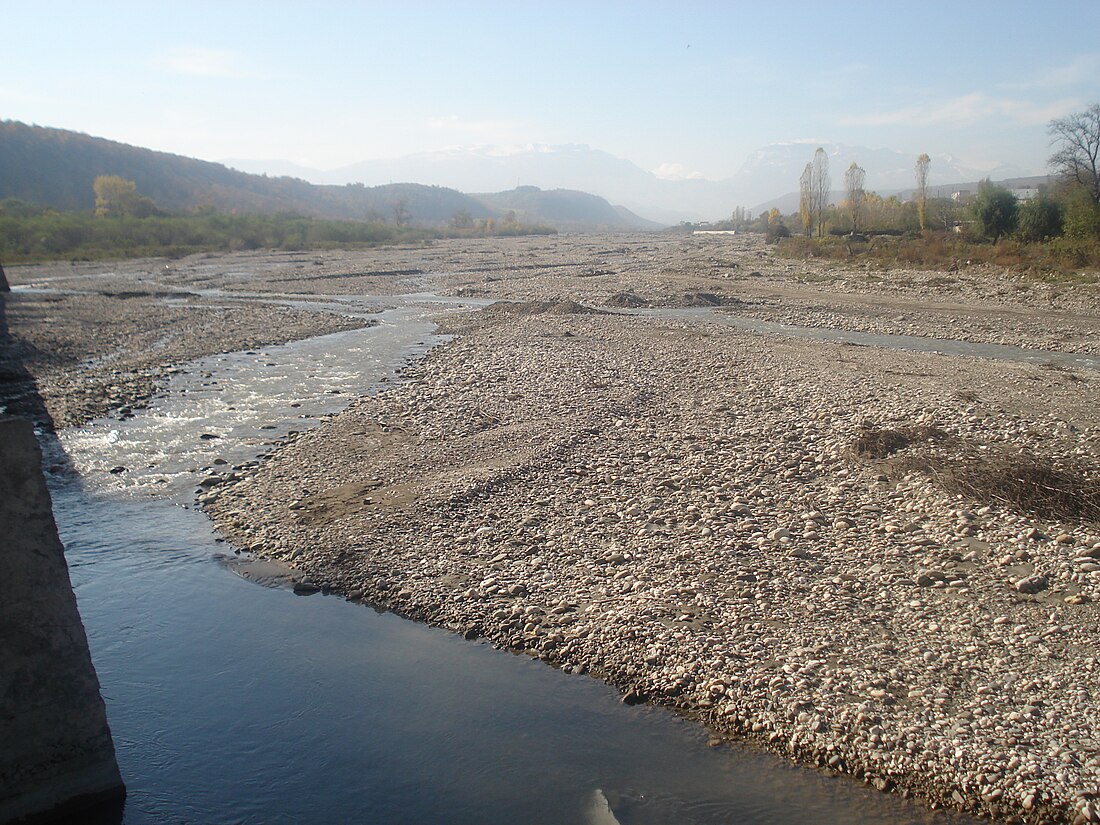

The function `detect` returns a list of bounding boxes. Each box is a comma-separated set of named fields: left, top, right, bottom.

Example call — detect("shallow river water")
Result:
left=49, top=296, right=983, bottom=824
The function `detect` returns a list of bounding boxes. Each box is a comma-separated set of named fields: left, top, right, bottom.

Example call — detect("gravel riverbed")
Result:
left=206, top=306, right=1099, bottom=823
left=7, top=235, right=1100, bottom=822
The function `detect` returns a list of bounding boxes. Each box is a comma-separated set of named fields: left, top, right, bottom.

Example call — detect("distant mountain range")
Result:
left=226, top=142, right=1040, bottom=223
left=1, top=121, right=1045, bottom=229
left=225, top=145, right=719, bottom=225
left=0, top=122, right=655, bottom=231
left=474, top=186, right=659, bottom=232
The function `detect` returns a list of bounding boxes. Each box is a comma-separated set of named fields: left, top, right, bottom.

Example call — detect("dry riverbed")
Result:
left=6, top=235, right=1100, bottom=823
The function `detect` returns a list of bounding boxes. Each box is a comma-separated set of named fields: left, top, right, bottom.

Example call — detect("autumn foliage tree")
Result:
left=765, top=207, right=788, bottom=242
left=93, top=175, right=157, bottom=217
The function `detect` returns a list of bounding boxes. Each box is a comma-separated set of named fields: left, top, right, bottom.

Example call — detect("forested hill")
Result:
left=472, top=186, right=662, bottom=231
left=0, top=121, right=492, bottom=224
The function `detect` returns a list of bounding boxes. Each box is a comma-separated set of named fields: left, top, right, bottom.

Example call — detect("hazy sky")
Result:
left=5, top=1, right=1098, bottom=180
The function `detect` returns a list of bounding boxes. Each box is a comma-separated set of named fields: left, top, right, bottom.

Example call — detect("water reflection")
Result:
left=59, top=484, right=975, bottom=825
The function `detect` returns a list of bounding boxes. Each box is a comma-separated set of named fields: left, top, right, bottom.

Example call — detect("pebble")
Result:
left=1015, top=575, right=1049, bottom=595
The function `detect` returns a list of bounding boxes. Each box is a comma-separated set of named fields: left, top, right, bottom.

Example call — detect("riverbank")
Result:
left=9, top=235, right=1100, bottom=822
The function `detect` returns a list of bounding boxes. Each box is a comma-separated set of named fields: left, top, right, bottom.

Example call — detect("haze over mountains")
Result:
left=0, top=122, right=656, bottom=231
left=1, top=120, right=1043, bottom=229
left=226, top=142, right=1038, bottom=224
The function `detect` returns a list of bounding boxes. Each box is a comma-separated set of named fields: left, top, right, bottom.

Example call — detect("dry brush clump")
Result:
left=926, top=450, right=1100, bottom=522
left=849, top=423, right=1100, bottom=523
left=847, top=423, right=946, bottom=460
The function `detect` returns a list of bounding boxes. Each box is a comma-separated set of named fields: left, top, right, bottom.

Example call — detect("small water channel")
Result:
left=56, top=303, right=440, bottom=499
left=48, top=294, right=985, bottom=823
left=633, top=307, right=1100, bottom=372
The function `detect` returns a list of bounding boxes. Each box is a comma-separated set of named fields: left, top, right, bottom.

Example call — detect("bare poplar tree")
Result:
left=391, top=199, right=411, bottom=226
left=1049, top=103, right=1100, bottom=204
left=844, top=162, right=866, bottom=233
left=811, top=148, right=830, bottom=237
left=799, top=163, right=813, bottom=237
left=915, top=153, right=931, bottom=230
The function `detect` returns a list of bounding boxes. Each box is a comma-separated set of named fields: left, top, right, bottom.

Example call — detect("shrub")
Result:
left=1016, top=195, right=1064, bottom=242
left=1063, top=188, right=1100, bottom=240
left=971, top=180, right=1018, bottom=242
left=850, top=424, right=1100, bottom=521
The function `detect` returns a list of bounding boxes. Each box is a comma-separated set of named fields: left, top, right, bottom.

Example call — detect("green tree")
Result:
left=1062, top=186, right=1100, bottom=239
left=971, top=180, right=1018, bottom=242
left=1016, top=194, right=1064, bottom=242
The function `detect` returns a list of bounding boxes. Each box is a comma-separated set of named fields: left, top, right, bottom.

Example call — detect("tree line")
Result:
left=773, top=103, right=1100, bottom=255
left=0, top=178, right=556, bottom=263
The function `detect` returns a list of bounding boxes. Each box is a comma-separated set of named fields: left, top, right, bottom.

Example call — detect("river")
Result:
left=50, top=296, right=979, bottom=824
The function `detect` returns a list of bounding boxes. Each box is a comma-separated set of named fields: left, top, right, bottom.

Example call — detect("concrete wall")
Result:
left=0, top=417, right=124, bottom=823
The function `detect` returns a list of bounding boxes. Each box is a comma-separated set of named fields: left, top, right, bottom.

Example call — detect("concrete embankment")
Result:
left=0, top=417, right=124, bottom=823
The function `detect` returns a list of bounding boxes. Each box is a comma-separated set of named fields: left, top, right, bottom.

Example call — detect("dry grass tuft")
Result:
left=850, top=424, right=1100, bottom=522
left=848, top=424, right=945, bottom=460
left=922, top=452, right=1100, bottom=522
